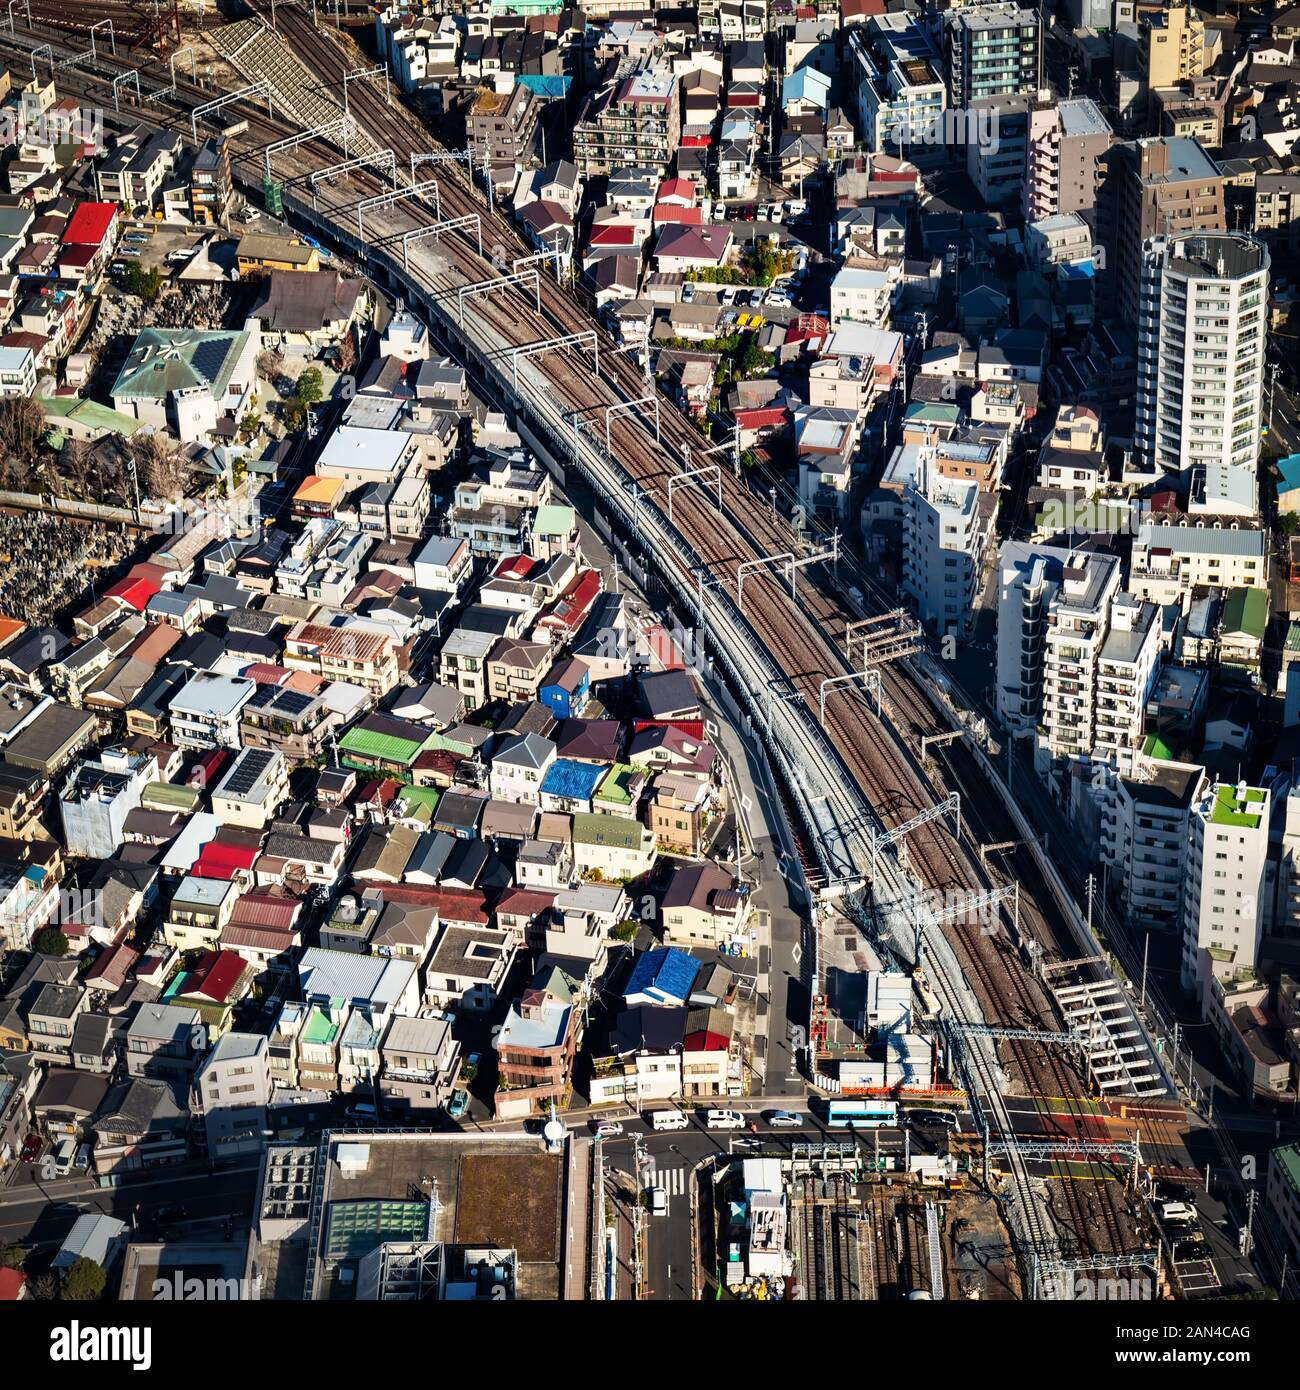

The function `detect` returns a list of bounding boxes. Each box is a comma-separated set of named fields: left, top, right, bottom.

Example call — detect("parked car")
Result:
left=121, top=247, right=142, bottom=257
left=649, top=1186, right=668, bottom=1216
left=344, top=1102, right=377, bottom=1122
left=785, top=199, right=807, bottom=219
left=19, top=1134, right=42, bottom=1164
left=905, top=1108, right=959, bottom=1130
left=447, top=1089, right=469, bottom=1119
left=748, top=288, right=765, bottom=307
left=711, top=200, right=728, bottom=221
left=681, top=280, right=696, bottom=303
left=766, top=289, right=792, bottom=308
left=594, top=1120, right=624, bottom=1138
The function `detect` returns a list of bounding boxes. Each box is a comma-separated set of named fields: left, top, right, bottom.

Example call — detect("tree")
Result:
left=294, top=366, right=324, bottom=406
left=282, top=397, right=307, bottom=434
left=58, top=436, right=94, bottom=497
left=123, top=263, right=162, bottom=303
left=130, top=433, right=189, bottom=501
left=256, top=348, right=285, bottom=388
left=335, top=331, right=356, bottom=376
left=33, top=926, right=68, bottom=957
left=61, top=1256, right=106, bottom=1302
left=0, top=1243, right=27, bottom=1269
left=0, top=396, right=47, bottom=480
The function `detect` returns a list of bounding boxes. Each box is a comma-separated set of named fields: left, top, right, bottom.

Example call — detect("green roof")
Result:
left=595, top=763, right=638, bottom=807
left=111, top=327, right=252, bottom=402
left=1221, top=586, right=1268, bottom=640
left=395, top=783, right=441, bottom=813
left=142, top=781, right=201, bottom=812
left=573, top=811, right=646, bottom=849
left=1210, top=784, right=1266, bottom=829
left=1273, top=1142, right=1300, bottom=1198
left=534, top=503, right=575, bottom=538
left=303, top=1007, right=340, bottom=1047
left=338, top=724, right=432, bottom=766
left=1286, top=620, right=1300, bottom=654
left=42, top=396, right=145, bottom=438
left=1142, top=734, right=1175, bottom=762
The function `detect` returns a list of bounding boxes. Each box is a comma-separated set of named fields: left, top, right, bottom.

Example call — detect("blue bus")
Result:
left=825, top=1100, right=898, bottom=1129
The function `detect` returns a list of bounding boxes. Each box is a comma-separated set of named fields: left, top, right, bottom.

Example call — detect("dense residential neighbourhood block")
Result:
left=0, top=0, right=1295, bottom=1334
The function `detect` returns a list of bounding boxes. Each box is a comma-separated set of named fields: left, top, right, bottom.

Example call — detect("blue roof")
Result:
left=782, top=67, right=831, bottom=110
left=540, top=758, right=605, bottom=800
left=1279, top=455, right=1300, bottom=497
left=624, top=946, right=700, bottom=1005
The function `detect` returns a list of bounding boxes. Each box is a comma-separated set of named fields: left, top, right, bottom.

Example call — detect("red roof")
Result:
left=103, top=576, right=160, bottom=611
left=190, top=748, right=231, bottom=791
left=640, top=623, right=686, bottom=671
left=494, top=554, right=536, bottom=580
left=84, top=941, right=140, bottom=987
left=538, top=568, right=602, bottom=635
left=368, top=883, right=490, bottom=926
left=657, top=177, right=695, bottom=206
left=62, top=201, right=117, bottom=247
left=243, top=663, right=294, bottom=686
left=196, top=841, right=259, bottom=880
left=179, top=949, right=247, bottom=1004
left=652, top=205, right=704, bottom=227
left=684, top=1027, right=729, bottom=1052
left=633, top=719, right=706, bottom=741
left=734, top=405, right=791, bottom=430
left=229, top=893, right=302, bottom=930
left=680, top=134, right=712, bottom=147
left=0, top=1268, right=25, bottom=1300
left=589, top=223, right=638, bottom=248
left=495, top=887, right=559, bottom=918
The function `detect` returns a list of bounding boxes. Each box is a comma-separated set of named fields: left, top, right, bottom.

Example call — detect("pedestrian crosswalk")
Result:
left=648, top=1166, right=687, bottom=1196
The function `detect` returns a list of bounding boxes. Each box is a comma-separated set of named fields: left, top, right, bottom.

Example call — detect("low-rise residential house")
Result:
left=494, top=964, right=584, bottom=1119
left=661, top=863, right=754, bottom=949
left=378, top=1014, right=461, bottom=1118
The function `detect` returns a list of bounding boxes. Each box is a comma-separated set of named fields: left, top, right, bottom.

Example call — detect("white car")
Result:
left=712, top=201, right=728, bottom=221
left=649, top=1187, right=668, bottom=1216
left=766, top=290, right=792, bottom=308
left=767, top=1111, right=802, bottom=1128
left=594, top=1121, right=625, bottom=1138
left=681, top=280, right=696, bottom=303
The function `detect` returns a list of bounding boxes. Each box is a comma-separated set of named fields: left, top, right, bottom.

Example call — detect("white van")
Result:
left=53, top=1138, right=77, bottom=1176
left=705, top=1109, right=745, bottom=1130
left=649, top=1187, right=668, bottom=1216
left=1159, top=1201, right=1196, bottom=1225
left=650, top=1109, right=689, bottom=1132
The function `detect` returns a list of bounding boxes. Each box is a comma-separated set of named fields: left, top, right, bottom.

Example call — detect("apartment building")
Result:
left=189, top=137, right=231, bottom=227
left=282, top=621, right=399, bottom=697
left=1181, top=780, right=1270, bottom=994
left=1139, top=4, right=1205, bottom=89
left=494, top=964, right=583, bottom=1119
left=1039, top=550, right=1123, bottom=762
left=1100, top=759, right=1207, bottom=932
left=1098, top=136, right=1226, bottom=323
left=125, top=1003, right=204, bottom=1084
left=58, top=748, right=152, bottom=860
left=941, top=3, right=1040, bottom=108
left=164, top=875, right=242, bottom=953
left=902, top=463, right=988, bottom=639
left=574, top=69, right=681, bottom=180
left=466, top=78, right=540, bottom=186
left=1024, top=96, right=1112, bottom=224
left=168, top=672, right=257, bottom=751
left=848, top=13, right=946, bottom=158
left=1093, top=593, right=1161, bottom=767
left=1134, top=231, right=1268, bottom=514
left=378, top=1014, right=461, bottom=1118
left=1129, top=522, right=1267, bottom=606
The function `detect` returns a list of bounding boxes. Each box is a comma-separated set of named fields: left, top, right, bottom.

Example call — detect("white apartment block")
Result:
left=1135, top=232, right=1268, bottom=514
left=902, top=463, right=987, bottom=638
left=1180, top=780, right=1270, bottom=993
left=1129, top=521, right=1267, bottom=607
left=1093, top=592, right=1161, bottom=768
left=1098, top=759, right=1206, bottom=932
left=1025, top=212, right=1094, bottom=272
left=1040, top=551, right=1122, bottom=762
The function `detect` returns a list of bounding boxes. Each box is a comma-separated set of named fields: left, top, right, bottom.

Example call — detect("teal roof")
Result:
left=1279, top=454, right=1300, bottom=497
left=112, top=328, right=251, bottom=401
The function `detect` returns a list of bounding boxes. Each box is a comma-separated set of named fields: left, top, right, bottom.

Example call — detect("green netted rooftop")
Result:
left=1210, top=784, right=1266, bottom=828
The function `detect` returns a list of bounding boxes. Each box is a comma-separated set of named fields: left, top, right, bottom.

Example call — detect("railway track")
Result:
left=2, top=13, right=1157, bottom=1266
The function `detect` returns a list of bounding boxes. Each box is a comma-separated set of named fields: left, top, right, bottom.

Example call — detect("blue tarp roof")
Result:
left=624, top=946, right=700, bottom=1004
left=1279, top=454, right=1300, bottom=496
left=540, top=757, right=605, bottom=800
left=516, top=74, right=571, bottom=98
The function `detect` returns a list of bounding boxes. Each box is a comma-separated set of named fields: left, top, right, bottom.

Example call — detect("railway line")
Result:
left=0, top=14, right=1165, bottom=1268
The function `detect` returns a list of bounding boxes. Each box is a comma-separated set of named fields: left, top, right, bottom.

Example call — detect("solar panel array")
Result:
left=190, top=336, right=234, bottom=387
left=222, top=746, right=277, bottom=797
